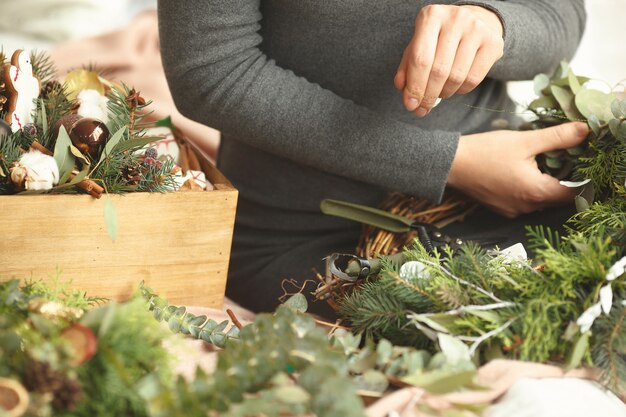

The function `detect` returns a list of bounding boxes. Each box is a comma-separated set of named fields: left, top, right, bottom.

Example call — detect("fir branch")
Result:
left=592, top=306, right=626, bottom=393
left=30, top=50, right=57, bottom=85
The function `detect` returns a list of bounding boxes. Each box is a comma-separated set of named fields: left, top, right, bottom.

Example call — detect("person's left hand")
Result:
left=394, top=5, right=504, bottom=117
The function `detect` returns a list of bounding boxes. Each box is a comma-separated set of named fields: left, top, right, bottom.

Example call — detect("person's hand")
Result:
left=447, top=122, right=590, bottom=218
left=394, top=5, right=504, bottom=117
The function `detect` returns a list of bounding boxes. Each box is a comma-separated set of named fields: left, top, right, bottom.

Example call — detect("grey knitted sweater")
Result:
left=158, top=0, right=585, bottom=312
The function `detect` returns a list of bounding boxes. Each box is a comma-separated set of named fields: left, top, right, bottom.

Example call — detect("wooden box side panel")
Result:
left=0, top=189, right=238, bottom=307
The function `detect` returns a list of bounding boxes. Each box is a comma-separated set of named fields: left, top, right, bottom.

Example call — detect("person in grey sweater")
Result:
left=158, top=0, right=587, bottom=315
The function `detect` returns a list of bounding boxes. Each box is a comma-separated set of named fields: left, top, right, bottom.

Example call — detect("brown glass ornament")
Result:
left=54, top=114, right=82, bottom=138
left=69, top=118, right=109, bottom=159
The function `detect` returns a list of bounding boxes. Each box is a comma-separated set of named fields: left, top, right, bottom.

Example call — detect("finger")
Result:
left=394, top=54, right=407, bottom=91
left=456, top=44, right=500, bottom=95
left=528, top=122, right=590, bottom=155
left=416, top=28, right=463, bottom=114
left=439, top=37, right=480, bottom=99
left=403, top=19, right=441, bottom=111
left=538, top=174, right=579, bottom=205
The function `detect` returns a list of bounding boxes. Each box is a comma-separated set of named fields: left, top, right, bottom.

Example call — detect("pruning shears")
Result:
left=320, top=198, right=503, bottom=254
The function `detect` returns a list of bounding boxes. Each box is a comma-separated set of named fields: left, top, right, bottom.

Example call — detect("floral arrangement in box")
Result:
left=0, top=49, right=209, bottom=199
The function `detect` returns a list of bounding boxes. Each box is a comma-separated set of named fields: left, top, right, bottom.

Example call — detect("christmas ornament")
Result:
left=63, top=69, right=105, bottom=101
left=53, top=113, right=82, bottom=138
left=61, top=323, right=97, bottom=366
left=76, top=89, right=109, bottom=123
left=144, top=126, right=181, bottom=164
left=144, top=147, right=158, bottom=159
left=20, top=123, right=37, bottom=140
left=69, top=118, right=109, bottom=159
left=3, top=50, right=41, bottom=132
left=10, top=150, right=59, bottom=191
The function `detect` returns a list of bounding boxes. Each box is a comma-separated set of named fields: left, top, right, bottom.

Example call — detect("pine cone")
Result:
left=121, top=162, right=142, bottom=185
left=22, top=361, right=63, bottom=393
left=22, top=360, right=84, bottom=411
left=40, top=80, right=61, bottom=99
left=50, top=377, right=83, bottom=411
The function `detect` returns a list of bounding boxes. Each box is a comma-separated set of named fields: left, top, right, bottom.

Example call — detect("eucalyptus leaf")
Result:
left=533, top=74, right=550, bottom=96
left=568, top=69, right=581, bottom=94
left=274, top=386, right=310, bottom=404
left=588, top=114, right=601, bottom=137
left=575, top=89, right=616, bottom=122
left=53, top=166, right=89, bottom=190
left=544, top=150, right=564, bottom=158
left=69, top=144, right=90, bottom=166
left=609, top=119, right=620, bottom=138
left=619, top=121, right=626, bottom=142
left=611, top=99, right=623, bottom=119
left=284, top=293, right=308, bottom=313
left=98, top=127, right=126, bottom=164
left=551, top=85, right=583, bottom=121
left=112, top=136, right=161, bottom=154
left=565, top=146, right=584, bottom=156
left=621, top=99, right=626, bottom=117
left=438, top=333, right=470, bottom=364
left=402, top=369, right=476, bottom=394
left=40, top=98, right=48, bottom=136
left=553, top=75, right=590, bottom=89
left=575, top=195, right=590, bottom=212
left=412, top=314, right=450, bottom=334
left=104, top=198, right=118, bottom=242
left=565, top=331, right=589, bottom=370
left=58, top=169, right=73, bottom=186
left=53, top=126, right=76, bottom=179
left=353, top=370, right=389, bottom=394
left=545, top=157, right=563, bottom=169
left=556, top=61, right=570, bottom=79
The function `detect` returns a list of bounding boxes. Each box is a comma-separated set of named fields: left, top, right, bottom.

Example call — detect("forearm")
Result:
left=157, top=0, right=459, bottom=203
left=456, top=0, right=586, bottom=80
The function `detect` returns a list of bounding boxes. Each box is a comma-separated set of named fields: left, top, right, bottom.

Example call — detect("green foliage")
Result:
left=0, top=279, right=176, bottom=417
left=24, top=274, right=107, bottom=310
left=335, top=231, right=626, bottom=390
left=591, top=306, right=626, bottom=392
left=63, top=299, right=174, bottom=417
left=141, top=305, right=366, bottom=417
left=140, top=281, right=239, bottom=348
left=529, top=63, right=626, bottom=200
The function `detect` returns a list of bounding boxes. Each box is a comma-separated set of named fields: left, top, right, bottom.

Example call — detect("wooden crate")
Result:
left=0, top=161, right=238, bottom=308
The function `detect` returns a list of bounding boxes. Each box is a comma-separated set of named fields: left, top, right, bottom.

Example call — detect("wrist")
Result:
left=460, top=5, right=504, bottom=38
left=447, top=135, right=468, bottom=189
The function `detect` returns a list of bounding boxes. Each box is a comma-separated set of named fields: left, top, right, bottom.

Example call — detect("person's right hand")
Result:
left=447, top=122, right=590, bottom=218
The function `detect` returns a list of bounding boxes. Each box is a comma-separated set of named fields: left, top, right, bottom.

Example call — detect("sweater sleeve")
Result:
left=455, top=0, right=586, bottom=80
left=157, top=0, right=459, bottom=203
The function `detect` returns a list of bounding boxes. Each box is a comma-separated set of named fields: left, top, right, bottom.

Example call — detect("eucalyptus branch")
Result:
left=139, top=282, right=239, bottom=348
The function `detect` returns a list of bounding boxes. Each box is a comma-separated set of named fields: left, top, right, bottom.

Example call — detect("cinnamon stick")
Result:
left=30, top=141, right=53, bottom=156
left=72, top=173, right=104, bottom=199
